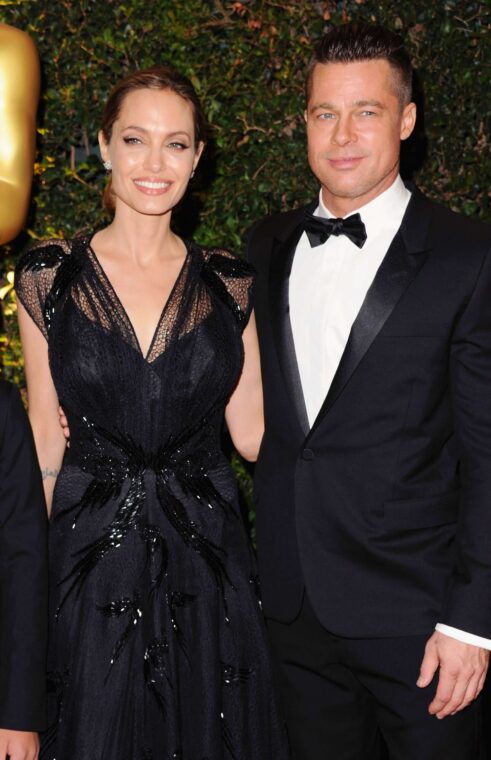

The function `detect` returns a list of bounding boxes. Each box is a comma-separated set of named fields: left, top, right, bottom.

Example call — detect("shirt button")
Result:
left=302, top=448, right=314, bottom=461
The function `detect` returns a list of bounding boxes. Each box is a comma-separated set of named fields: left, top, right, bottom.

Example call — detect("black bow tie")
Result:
left=302, top=211, right=367, bottom=249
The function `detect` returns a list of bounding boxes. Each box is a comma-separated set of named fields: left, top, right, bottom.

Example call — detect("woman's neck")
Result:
left=94, top=205, right=185, bottom=265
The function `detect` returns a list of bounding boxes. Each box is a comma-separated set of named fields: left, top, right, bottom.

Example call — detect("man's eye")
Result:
left=123, top=136, right=141, bottom=144
left=318, top=113, right=335, bottom=120
left=360, top=110, right=376, bottom=117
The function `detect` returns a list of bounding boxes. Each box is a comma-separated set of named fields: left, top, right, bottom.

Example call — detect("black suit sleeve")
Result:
left=0, top=382, right=48, bottom=731
left=443, top=240, right=491, bottom=637
left=244, top=219, right=262, bottom=265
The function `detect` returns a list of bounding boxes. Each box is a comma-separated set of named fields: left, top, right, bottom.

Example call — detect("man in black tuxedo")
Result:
left=0, top=380, right=47, bottom=759
left=247, top=23, right=491, bottom=759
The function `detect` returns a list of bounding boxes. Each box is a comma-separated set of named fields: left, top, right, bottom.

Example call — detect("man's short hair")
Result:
left=306, top=23, right=413, bottom=107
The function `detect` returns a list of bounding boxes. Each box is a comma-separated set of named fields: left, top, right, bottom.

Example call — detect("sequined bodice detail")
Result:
left=16, top=237, right=252, bottom=453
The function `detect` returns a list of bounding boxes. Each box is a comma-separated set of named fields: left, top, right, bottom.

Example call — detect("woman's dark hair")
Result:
left=306, top=23, right=413, bottom=107
left=101, top=66, right=207, bottom=213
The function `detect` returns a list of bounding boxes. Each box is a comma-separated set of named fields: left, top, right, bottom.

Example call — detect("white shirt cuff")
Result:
left=435, top=623, right=491, bottom=650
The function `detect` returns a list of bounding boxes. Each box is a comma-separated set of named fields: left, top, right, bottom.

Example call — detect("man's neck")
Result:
left=320, top=172, right=401, bottom=218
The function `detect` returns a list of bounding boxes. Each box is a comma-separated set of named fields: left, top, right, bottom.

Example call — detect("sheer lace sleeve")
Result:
left=15, top=239, right=71, bottom=339
left=202, top=247, right=255, bottom=331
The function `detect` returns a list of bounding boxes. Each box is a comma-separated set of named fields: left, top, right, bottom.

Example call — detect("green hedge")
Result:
left=0, top=0, right=489, bottom=380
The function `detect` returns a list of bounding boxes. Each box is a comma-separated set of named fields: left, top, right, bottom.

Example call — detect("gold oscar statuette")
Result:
left=0, top=23, right=40, bottom=244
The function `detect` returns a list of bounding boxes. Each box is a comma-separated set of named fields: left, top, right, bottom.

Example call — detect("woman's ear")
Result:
left=98, top=130, right=110, bottom=163
left=193, top=141, right=205, bottom=172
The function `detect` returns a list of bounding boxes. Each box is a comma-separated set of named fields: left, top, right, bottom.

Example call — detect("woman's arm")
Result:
left=18, top=301, right=66, bottom=515
left=225, top=311, right=264, bottom=462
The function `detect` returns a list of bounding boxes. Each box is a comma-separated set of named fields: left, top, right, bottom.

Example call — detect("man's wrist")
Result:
left=435, top=623, right=491, bottom=650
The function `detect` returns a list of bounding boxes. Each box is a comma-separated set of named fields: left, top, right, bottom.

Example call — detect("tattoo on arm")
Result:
left=41, top=466, right=60, bottom=481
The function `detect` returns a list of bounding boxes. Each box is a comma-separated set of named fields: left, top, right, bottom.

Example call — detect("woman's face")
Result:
left=99, top=87, right=203, bottom=217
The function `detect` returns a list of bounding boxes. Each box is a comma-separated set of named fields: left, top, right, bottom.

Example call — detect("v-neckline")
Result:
left=86, top=236, right=192, bottom=362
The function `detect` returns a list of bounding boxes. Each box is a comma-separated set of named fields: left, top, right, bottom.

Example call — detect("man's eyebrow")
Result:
left=309, top=99, right=385, bottom=112
left=309, top=102, right=336, bottom=112
left=353, top=99, right=385, bottom=109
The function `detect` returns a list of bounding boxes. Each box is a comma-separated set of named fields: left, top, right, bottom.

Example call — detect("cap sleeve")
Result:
left=15, top=240, right=70, bottom=339
left=202, top=248, right=255, bottom=331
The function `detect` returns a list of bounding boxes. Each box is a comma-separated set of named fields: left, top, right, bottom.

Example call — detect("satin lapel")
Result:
left=307, top=188, right=432, bottom=439
left=269, top=213, right=312, bottom=436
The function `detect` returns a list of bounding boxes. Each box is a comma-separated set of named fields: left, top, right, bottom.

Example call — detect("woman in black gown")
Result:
left=16, top=66, right=289, bottom=760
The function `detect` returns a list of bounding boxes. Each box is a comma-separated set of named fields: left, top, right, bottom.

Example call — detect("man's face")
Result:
left=305, top=59, right=416, bottom=216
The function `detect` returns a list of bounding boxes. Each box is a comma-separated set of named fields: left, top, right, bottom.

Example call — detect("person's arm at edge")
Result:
left=0, top=384, right=47, bottom=758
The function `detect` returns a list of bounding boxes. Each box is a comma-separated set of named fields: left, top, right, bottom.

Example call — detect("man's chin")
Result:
left=320, top=181, right=371, bottom=203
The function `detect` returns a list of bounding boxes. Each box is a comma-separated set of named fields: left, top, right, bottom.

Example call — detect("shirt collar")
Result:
left=316, top=175, right=411, bottom=239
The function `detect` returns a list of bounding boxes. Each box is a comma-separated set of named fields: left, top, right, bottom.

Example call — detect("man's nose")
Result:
left=331, top=115, right=356, bottom=146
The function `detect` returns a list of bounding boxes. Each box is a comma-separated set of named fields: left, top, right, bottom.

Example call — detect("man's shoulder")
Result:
left=416, top=190, right=491, bottom=249
left=248, top=205, right=309, bottom=243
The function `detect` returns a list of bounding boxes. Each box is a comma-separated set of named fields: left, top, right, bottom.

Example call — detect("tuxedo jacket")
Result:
left=247, top=186, right=491, bottom=639
left=0, top=380, right=47, bottom=731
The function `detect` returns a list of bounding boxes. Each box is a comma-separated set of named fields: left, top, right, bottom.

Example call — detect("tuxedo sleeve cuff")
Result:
left=435, top=623, right=491, bottom=650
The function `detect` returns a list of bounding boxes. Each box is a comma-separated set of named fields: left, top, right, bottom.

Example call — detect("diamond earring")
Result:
left=190, top=169, right=195, bottom=178
left=103, top=160, right=112, bottom=172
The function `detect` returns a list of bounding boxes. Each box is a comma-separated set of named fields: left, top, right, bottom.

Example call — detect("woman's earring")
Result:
left=103, top=160, right=112, bottom=172
left=191, top=169, right=195, bottom=178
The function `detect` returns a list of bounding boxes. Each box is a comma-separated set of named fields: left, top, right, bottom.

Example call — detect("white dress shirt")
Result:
left=289, top=175, right=491, bottom=650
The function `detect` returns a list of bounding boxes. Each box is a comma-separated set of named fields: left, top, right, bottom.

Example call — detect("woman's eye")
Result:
left=168, top=142, right=189, bottom=150
left=123, top=136, right=142, bottom=144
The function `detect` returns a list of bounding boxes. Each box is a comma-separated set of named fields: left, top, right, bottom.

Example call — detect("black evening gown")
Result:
left=15, top=237, right=289, bottom=760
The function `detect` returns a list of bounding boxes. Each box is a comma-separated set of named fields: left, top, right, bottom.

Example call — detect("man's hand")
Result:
left=0, top=728, right=39, bottom=760
left=58, top=405, right=70, bottom=444
left=417, top=631, right=489, bottom=719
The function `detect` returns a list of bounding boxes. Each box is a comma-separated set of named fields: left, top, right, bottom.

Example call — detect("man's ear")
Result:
left=400, top=102, right=417, bottom=141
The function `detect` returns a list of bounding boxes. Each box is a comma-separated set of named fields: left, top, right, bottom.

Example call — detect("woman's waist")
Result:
left=64, top=423, right=223, bottom=483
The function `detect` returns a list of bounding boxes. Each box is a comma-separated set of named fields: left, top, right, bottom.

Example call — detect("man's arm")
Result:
left=435, top=624, right=491, bottom=649
left=418, top=235, right=491, bottom=718
left=0, top=383, right=48, bottom=732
